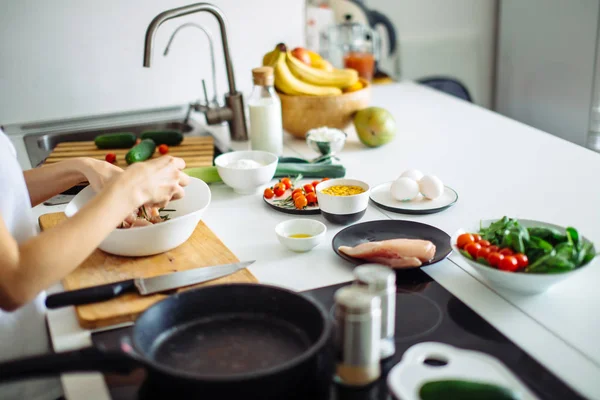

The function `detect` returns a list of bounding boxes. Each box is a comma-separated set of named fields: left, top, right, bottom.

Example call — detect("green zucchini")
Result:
left=419, top=380, right=520, bottom=400
left=141, top=130, right=183, bottom=146
left=184, top=163, right=345, bottom=184
left=94, top=132, right=136, bottom=149
left=125, top=139, right=156, bottom=165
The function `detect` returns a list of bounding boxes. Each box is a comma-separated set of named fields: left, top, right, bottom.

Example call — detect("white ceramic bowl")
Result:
left=214, top=150, right=278, bottom=195
left=315, top=178, right=370, bottom=225
left=305, top=128, right=347, bottom=156
left=65, top=177, right=211, bottom=257
left=451, top=219, right=596, bottom=295
left=275, top=219, right=327, bottom=252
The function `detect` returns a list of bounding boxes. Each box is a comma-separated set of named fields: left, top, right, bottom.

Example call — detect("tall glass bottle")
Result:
left=248, top=67, right=283, bottom=155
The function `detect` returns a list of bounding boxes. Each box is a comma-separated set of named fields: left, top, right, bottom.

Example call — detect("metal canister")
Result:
left=333, top=285, right=382, bottom=387
left=353, top=264, right=396, bottom=359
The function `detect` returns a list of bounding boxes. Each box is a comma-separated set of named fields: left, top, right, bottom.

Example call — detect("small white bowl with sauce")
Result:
left=215, top=150, right=278, bottom=195
left=275, top=219, right=327, bottom=253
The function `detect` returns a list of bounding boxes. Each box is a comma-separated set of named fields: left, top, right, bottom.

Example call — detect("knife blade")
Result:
left=45, top=260, right=254, bottom=309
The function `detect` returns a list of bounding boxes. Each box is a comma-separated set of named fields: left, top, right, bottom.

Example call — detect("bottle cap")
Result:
left=353, top=264, right=396, bottom=292
left=252, top=66, right=274, bottom=86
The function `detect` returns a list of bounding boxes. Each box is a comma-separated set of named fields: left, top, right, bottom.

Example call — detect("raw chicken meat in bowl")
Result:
left=65, top=177, right=211, bottom=256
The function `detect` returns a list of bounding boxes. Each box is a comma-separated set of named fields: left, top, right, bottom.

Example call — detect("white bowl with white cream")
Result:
left=214, top=150, right=278, bottom=195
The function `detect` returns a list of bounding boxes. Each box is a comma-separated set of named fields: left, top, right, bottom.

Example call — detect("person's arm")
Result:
left=23, top=158, right=122, bottom=207
left=0, top=156, right=188, bottom=311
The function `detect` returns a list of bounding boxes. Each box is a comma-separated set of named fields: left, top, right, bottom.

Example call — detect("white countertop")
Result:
left=17, top=82, right=600, bottom=400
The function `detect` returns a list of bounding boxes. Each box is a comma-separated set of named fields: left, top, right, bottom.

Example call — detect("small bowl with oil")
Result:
left=275, top=219, right=327, bottom=253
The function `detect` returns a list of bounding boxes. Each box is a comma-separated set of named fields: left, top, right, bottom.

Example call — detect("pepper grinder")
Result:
left=333, top=285, right=382, bottom=386
left=353, top=264, right=396, bottom=359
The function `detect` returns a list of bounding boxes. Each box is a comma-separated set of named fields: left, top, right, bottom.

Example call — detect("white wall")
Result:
left=0, top=0, right=305, bottom=126
left=365, top=0, right=497, bottom=108
left=495, top=0, right=599, bottom=148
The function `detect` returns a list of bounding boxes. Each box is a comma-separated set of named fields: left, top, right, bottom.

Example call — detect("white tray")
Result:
left=387, top=342, right=538, bottom=400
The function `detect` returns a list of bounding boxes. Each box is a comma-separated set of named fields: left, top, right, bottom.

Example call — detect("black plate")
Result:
left=332, top=220, right=452, bottom=266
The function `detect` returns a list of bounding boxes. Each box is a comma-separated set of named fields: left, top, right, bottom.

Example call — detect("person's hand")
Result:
left=118, top=156, right=189, bottom=209
left=79, top=158, right=123, bottom=192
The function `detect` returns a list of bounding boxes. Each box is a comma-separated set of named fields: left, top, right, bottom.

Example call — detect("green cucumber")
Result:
left=125, top=139, right=156, bottom=165
left=141, top=130, right=183, bottom=146
left=419, top=380, right=520, bottom=400
left=94, top=132, right=136, bottom=149
left=184, top=163, right=345, bottom=184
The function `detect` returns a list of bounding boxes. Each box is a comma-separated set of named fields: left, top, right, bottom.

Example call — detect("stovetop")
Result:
left=92, top=269, right=582, bottom=400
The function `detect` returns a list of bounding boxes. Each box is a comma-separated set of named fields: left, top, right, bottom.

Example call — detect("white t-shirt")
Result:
left=0, top=130, right=63, bottom=400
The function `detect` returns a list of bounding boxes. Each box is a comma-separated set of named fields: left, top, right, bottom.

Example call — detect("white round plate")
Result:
left=370, top=182, right=458, bottom=215
left=263, top=179, right=321, bottom=215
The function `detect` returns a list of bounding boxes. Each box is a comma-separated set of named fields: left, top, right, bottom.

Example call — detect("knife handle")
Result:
left=45, top=280, right=136, bottom=309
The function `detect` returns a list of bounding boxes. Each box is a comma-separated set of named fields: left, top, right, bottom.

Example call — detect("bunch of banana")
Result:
left=285, top=50, right=358, bottom=89
left=263, top=44, right=342, bottom=96
left=262, top=44, right=360, bottom=96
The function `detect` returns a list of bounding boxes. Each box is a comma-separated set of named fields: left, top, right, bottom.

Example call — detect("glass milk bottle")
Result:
left=248, top=67, right=283, bottom=155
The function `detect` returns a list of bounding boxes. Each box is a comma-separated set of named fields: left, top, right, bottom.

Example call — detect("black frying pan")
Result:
left=0, top=284, right=332, bottom=399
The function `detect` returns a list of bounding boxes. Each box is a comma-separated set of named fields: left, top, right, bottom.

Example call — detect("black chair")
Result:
left=417, top=77, right=473, bottom=103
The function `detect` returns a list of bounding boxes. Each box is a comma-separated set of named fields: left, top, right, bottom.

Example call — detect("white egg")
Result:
left=400, top=169, right=424, bottom=181
left=390, top=177, right=420, bottom=201
left=418, top=175, right=444, bottom=200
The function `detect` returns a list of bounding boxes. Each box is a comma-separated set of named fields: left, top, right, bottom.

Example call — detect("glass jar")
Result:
left=248, top=67, right=283, bottom=156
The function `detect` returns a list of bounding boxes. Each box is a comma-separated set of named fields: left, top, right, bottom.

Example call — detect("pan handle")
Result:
left=0, top=346, right=139, bottom=383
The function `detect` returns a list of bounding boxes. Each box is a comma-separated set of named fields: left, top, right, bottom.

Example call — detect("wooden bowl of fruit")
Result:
left=263, top=44, right=371, bottom=139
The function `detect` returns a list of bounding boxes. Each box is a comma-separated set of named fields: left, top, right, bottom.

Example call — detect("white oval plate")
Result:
left=370, top=182, right=458, bottom=215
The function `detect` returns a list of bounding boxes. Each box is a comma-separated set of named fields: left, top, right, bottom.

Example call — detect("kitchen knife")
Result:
left=45, top=260, right=254, bottom=309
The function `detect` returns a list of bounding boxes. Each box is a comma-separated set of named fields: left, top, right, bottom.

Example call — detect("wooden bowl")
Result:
left=279, top=79, right=371, bottom=138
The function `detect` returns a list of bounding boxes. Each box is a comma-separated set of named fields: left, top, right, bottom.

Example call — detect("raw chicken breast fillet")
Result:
left=338, top=239, right=436, bottom=269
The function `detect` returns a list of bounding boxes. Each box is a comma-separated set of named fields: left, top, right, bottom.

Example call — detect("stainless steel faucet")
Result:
left=143, top=2, right=248, bottom=141
left=163, top=22, right=220, bottom=108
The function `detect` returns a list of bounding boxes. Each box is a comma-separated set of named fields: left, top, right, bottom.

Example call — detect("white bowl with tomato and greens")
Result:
left=451, top=217, right=597, bottom=294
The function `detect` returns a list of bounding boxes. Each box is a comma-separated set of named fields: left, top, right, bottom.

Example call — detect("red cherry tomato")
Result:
left=457, top=233, right=475, bottom=249
left=273, top=185, right=286, bottom=197
left=487, top=252, right=504, bottom=268
left=472, top=234, right=482, bottom=242
left=321, top=177, right=330, bottom=182
left=488, top=245, right=500, bottom=253
left=158, top=144, right=169, bottom=155
left=499, top=248, right=514, bottom=256
left=263, top=188, right=274, bottom=199
left=499, top=256, right=519, bottom=272
left=464, top=242, right=482, bottom=259
left=514, top=253, right=529, bottom=268
left=311, top=180, right=320, bottom=189
left=105, top=153, right=117, bottom=163
left=478, top=240, right=491, bottom=247
left=303, top=184, right=315, bottom=194
left=476, top=247, right=492, bottom=261
left=306, top=192, right=317, bottom=205
left=280, top=177, right=292, bottom=190
left=294, top=195, right=308, bottom=209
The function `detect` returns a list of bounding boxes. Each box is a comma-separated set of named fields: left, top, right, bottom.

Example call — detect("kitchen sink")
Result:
left=22, top=106, right=231, bottom=168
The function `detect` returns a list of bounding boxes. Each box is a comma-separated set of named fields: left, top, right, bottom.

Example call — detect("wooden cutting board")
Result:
left=42, top=136, right=214, bottom=168
left=39, top=212, right=257, bottom=330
